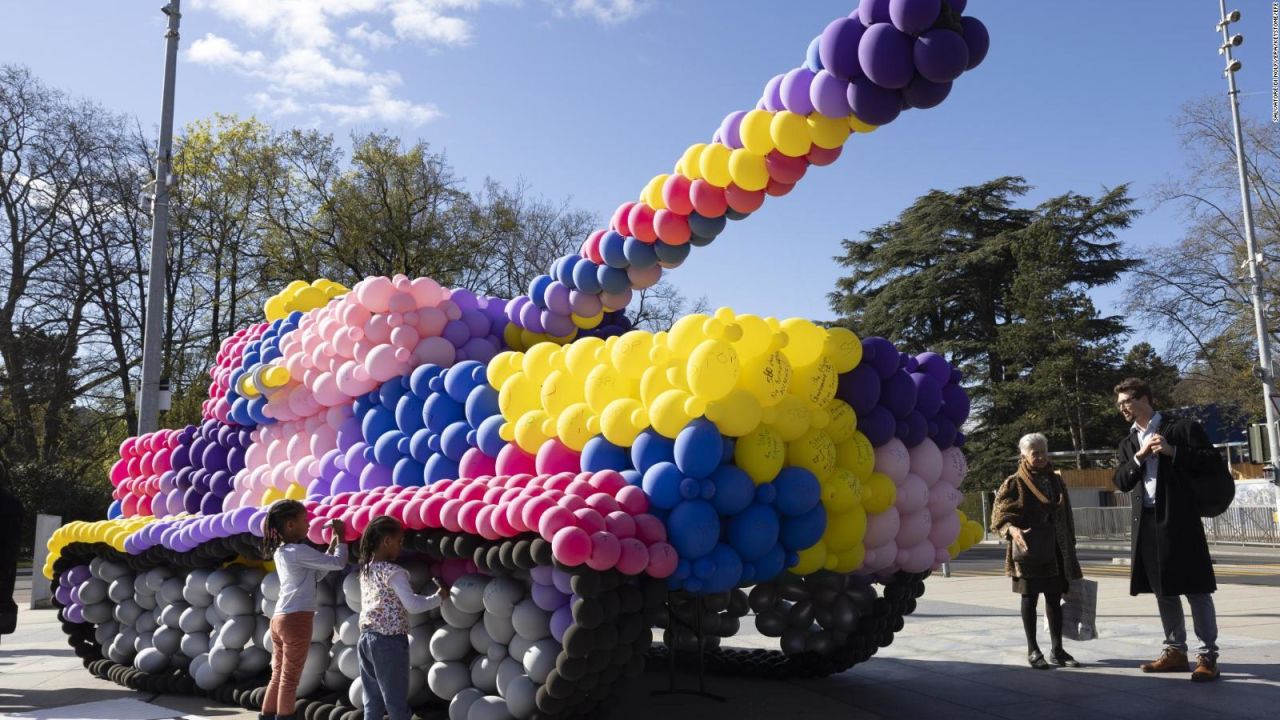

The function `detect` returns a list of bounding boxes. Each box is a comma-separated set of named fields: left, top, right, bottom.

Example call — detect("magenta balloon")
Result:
left=859, top=23, right=915, bottom=90
left=810, top=70, right=852, bottom=117
left=818, top=17, right=866, bottom=80
left=889, top=0, right=941, bottom=35
left=914, top=29, right=968, bottom=83
left=780, top=68, right=816, bottom=115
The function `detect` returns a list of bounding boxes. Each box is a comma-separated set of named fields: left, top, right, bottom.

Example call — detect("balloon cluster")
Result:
left=202, top=322, right=269, bottom=425
left=263, top=278, right=348, bottom=322
left=109, top=430, right=182, bottom=519
left=222, top=315, right=302, bottom=427
left=141, top=421, right=255, bottom=517
left=837, top=342, right=970, bottom=449
left=44, top=518, right=152, bottom=577
left=124, top=507, right=260, bottom=554
left=503, top=0, right=990, bottom=345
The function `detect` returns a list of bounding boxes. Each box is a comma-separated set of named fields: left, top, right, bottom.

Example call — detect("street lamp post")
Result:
left=137, top=1, right=181, bottom=435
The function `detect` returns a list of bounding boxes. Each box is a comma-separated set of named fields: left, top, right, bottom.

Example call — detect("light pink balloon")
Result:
left=895, top=473, right=930, bottom=514
left=928, top=510, right=961, bottom=548
left=927, top=484, right=962, bottom=516
left=410, top=277, right=444, bottom=307
left=864, top=507, right=901, bottom=546
left=874, top=438, right=911, bottom=484
left=342, top=302, right=372, bottom=330
left=900, top=541, right=935, bottom=573
left=365, top=345, right=404, bottom=383
left=388, top=291, right=416, bottom=314
left=416, top=307, right=447, bottom=337
left=908, top=438, right=943, bottom=486
left=313, top=372, right=345, bottom=406
left=940, top=447, right=967, bottom=488
left=895, top=509, right=932, bottom=547
left=867, top=541, right=897, bottom=571
left=356, top=276, right=395, bottom=313
left=413, top=336, right=456, bottom=367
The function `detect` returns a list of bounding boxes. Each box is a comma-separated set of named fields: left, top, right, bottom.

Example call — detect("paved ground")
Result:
left=3, top=540, right=1278, bottom=720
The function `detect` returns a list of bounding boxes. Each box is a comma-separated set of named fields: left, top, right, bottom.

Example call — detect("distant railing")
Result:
left=1072, top=498, right=1280, bottom=546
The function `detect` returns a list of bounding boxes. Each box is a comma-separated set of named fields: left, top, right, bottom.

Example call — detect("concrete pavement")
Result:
left=3, top=556, right=1278, bottom=720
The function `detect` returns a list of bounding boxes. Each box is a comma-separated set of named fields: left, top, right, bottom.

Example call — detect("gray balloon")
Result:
left=135, top=647, right=169, bottom=673
left=220, top=616, right=254, bottom=650
left=337, top=645, right=359, bottom=680
left=215, top=586, right=253, bottom=617
left=159, top=577, right=185, bottom=606
left=470, top=654, right=500, bottom=693
left=79, top=579, right=108, bottom=605
left=179, top=606, right=212, bottom=634
left=108, top=577, right=135, bottom=604
left=133, top=590, right=157, bottom=611
left=442, top=596, right=482, bottom=629
left=484, top=610, right=516, bottom=646
left=503, top=675, right=538, bottom=720
left=204, top=568, right=234, bottom=596
left=180, top=632, right=210, bottom=658
left=449, top=688, right=484, bottom=720
left=468, top=696, right=514, bottom=720
left=152, top=625, right=182, bottom=655
left=83, top=602, right=113, bottom=625
left=430, top=624, right=473, bottom=662
left=208, top=644, right=241, bottom=675
left=428, top=661, right=471, bottom=699
left=114, top=599, right=142, bottom=626
left=521, top=639, right=559, bottom=684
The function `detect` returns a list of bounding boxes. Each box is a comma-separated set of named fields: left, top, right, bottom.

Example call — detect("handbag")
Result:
left=1061, top=578, right=1098, bottom=640
left=1010, top=525, right=1056, bottom=565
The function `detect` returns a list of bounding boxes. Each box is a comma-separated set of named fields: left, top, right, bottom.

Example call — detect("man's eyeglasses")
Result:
left=1116, top=396, right=1138, bottom=409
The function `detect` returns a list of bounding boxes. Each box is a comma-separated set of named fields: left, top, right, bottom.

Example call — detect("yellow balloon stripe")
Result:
left=43, top=517, right=156, bottom=579
left=263, top=279, right=349, bottom=322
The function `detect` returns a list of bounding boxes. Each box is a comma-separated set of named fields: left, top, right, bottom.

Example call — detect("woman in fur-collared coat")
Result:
left=991, top=433, right=1083, bottom=670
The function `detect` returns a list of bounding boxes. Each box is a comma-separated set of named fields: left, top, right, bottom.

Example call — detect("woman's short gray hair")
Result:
left=1018, top=433, right=1048, bottom=453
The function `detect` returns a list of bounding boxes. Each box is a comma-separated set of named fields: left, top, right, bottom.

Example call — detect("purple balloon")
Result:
left=762, top=74, right=785, bottom=112
left=719, top=110, right=747, bottom=150
left=859, top=405, right=897, bottom=446
left=837, top=364, right=882, bottom=416
left=210, top=470, right=235, bottom=497
left=461, top=308, right=492, bottom=338
left=359, top=461, right=393, bottom=490
left=911, top=373, right=943, bottom=418
left=780, top=68, right=816, bottom=115
left=818, top=17, right=866, bottom=80
left=175, top=467, right=194, bottom=491
left=505, top=296, right=528, bottom=325
left=226, top=446, right=245, bottom=473
left=550, top=603, right=574, bottom=643
left=344, top=442, right=370, bottom=475
left=914, top=29, right=968, bottom=83
left=890, top=0, right=941, bottom=35
left=66, top=565, right=91, bottom=586
left=941, top=383, right=971, bottom=424
left=532, top=582, right=568, bottom=612
left=863, top=337, right=901, bottom=379
left=442, top=319, right=470, bottom=347
left=543, top=282, right=572, bottom=316
left=858, top=0, right=893, bottom=26
left=202, top=443, right=228, bottom=473
left=859, top=23, right=916, bottom=90
left=65, top=604, right=85, bottom=624
left=902, top=76, right=951, bottom=108
left=810, top=70, right=853, bottom=117
left=449, top=287, right=479, bottom=312
left=847, top=76, right=902, bottom=126
left=960, top=16, right=988, bottom=70
left=568, top=289, right=603, bottom=318
left=518, top=301, right=543, bottom=334
left=915, top=352, right=951, bottom=386
left=216, top=423, right=235, bottom=448
left=541, top=311, right=574, bottom=339
left=933, top=415, right=957, bottom=449
left=882, top=370, right=919, bottom=419
left=949, top=0, right=968, bottom=13
left=901, top=410, right=929, bottom=447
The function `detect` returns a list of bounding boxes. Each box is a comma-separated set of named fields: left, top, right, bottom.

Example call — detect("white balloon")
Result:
left=204, top=569, right=234, bottom=596
left=430, top=624, right=473, bottom=662
left=316, top=577, right=336, bottom=607
left=482, top=577, right=523, bottom=618
left=113, top=599, right=142, bottom=626
left=152, top=625, right=182, bottom=655
left=468, top=695, right=513, bottom=720
left=503, top=676, right=537, bottom=720
left=133, top=632, right=154, bottom=654
left=83, top=601, right=113, bottom=625
left=262, top=572, right=281, bottom=602
left=208, top=644, right=241, bottom=675
left=78, top=579, right=108, bottom=605
left=135, top=647, right=169, bottom=673
left=348, top=677, right=365, bottom=711
left=260, top=598, right=277, bottom=617
left=451, top=575, right=489, bottom=614
left=510, top=600, right=550, bottom=641
left=241, top=645, right=271, bottom=674
left=134, top=590, right=157, bottom=611
left=305, top=641, right=330, bottom=676
left=160, top=577, right=185, bottom=606
left=136, top=612, right=158, bottom=634
left=521, top=640, right=559, bottom=684
left=495, top=657, right=523, bottom=698
left=220, top=616, right=254, bottom=650
left=183, top=570, right=213, bottom=606
left=108, top=577, right=135, bottom=604
left=107, top=636, right=135, bottom=664
left=215, top=586, right=253, bottom=617
left=180, top=632, right=210, bottom=658
left=338, top=615, right=360, bottom=646
left=342, top=572, right=362, bottom=612
left=450, top=688, right=484, bottom=720
left=487, top=643, right=507, bottom=663
left=159, top=602, right=187, bottom=629
left=337, top=646, right=359, bottom=680
left=312, top=607, right=336, bottom=642
left=205, top=605, right=223, bottom=629
left=470, top=655, right=500, bottom=693
left=428, top=661, right=472, bottom=699
left=506, top=636, right=533, bottom=668
left=179, top=606, right=212, bottom=634
left=441, top=597, right=481, bottom=630
left=483, top=612, right=516, bottom=646
left=469, top=622, right=495, bottom=655
left=408, top=627, right=430, bottom=666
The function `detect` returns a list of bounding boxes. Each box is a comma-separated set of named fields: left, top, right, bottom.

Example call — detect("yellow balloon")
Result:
left=680, top=144, right=707, bottom=181
left=556, top=402, right=597, bottom=452
left=735, top=424, right=787, bottom=484
left=522, top=342, right=561, bottom=382
left=644, top=174, right=670, bottom=210
left=284, top=482, right=306, bottom=500
left=790, top=544, right=828, bottom=575
left=824, top=399, right=858, bottom=444
left=572, top=311, right=603, bottom=330
left=738, top=351, right=793, bottom=407
left=705, top=388, right=764, bottom=438
left=823, top=506, right=866, bottom=551
left=833, top=544, right=867, bottom=573
left=263, top=365, right=291, bottom=388
left=540, top=369, right=585, bottom=416
left=563, top=337, right=604, bottom=377
left=666, top=313, right=711, bottom=359
left=519, top=329, right=546, bottom=350
left=503, top=323, right=525, bottom=351
left=262, top=487, right=284, bottom=506
left=793, top=357, right=838, bottom=408
left=239, top=375, right=261, bottom=398
left=686, top=339, right=740, bottom=402
left=822, top=467, right=862, bottom=513
left=780, top=318, right=827, bottom=368
left=766, top=395, right=811, bottom=441
left=727, top=148, right=769, bottom=192
left=294, top=286, right=328, bottom=310
left=514, top=410, right=553, bottom=453
left=862, top=471, right=897, bottom=514
left=584, top=364, right=632, bottom=414
left=285, top=280, right=310, bottom=293
left=487, top=351, right=524, bottom=389
left=698, top=143, right=733, bottom=188
left=835, top=431, right=875, bottom=480
left=499, top=371, right=542, bottom=419
left=611, top=330, right=656, bottom=379
left=788, top=428, right=836, bottom=479
left=731, top=313, right=775, bottom=360
left=739, top=109, right=777, bottom=156
left=600, top=398, right=648, bottom=447
left=807, top=112, right=851, bottom=150
left=640, top=365, right=675, bottom=407
left=263, top=295, right=288, bottom=322
left=649, top=389, right=706, bottom=439
left=824, top=327, right=863, bottom=373
left=848, top=113, right=878, bottom=133
left=770, top=111, right=812, bottom=158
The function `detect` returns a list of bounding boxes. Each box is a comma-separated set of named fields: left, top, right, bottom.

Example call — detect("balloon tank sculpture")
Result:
left=45, top=2, right=990, bottom=719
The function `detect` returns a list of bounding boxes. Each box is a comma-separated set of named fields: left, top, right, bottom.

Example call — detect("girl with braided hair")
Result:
left=261, top=499, right=347, bottom=720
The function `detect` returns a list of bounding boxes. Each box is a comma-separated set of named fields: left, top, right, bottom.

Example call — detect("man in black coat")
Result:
left=0, top=440, right=22, bottom=644
left=1112, top=377, right=1221, bottom=682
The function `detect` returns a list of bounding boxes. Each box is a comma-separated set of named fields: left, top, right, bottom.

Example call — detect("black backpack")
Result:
left=1192, top=454, right=1236, bottom=518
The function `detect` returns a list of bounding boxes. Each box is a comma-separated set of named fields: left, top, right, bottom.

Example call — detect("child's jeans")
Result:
left=358, top=630, right=411, bottom=720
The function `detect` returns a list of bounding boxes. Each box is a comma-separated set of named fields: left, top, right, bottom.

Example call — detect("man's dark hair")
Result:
left=1114, top=377, right=1153, bottom=401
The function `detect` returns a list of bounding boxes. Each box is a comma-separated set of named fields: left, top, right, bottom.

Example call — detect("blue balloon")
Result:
left=622, top=237, right=659, bottom=269
left=353, top=392, right=378, bottom=419
left=674, top=419, right=722, bottom=478
left=362, top=406, right=398, bottom=445
left=727, top=503, right=781, bottom=561
left=555, top=254, right=580, bottom=288
left=423, top=394, right=465, bottom=434
left=572, top=260, right=603, bottom=294
left=464, top=386, right=500, bottom=427
left=805, top=34, right=824, bottom=72
left=581, top=435, right=631, bottom=472
left=702, top=543, right=745, bottom=594
left=247, top=396, right=271, bottom=425
left=395, top=394, right=426, bottom=435
left=378, top=377, right=407, bottom=410
left=726, top=209, right=751, bottom=221
left=709, top=465, right=755, bottom=516
left=600, top=231, right=630, bottom=269
left=475, top=415, right=507, bottom=458
left=597, top=265, right=631, bottom=294
left=392, top=457, right=425, bottom=487
left=642, top=462, right=684, bottom=509
left=440, top=421, right=472, bottom=461
left=772, top=467, right=822, bottom=516
left=443, top=361, right=484, bottom=403
left=667, top=500, right=721, bottom=558
left=689, top=233, right=716, bottom=248
left=373, top=430, right=406, bottom=466
left=409, top=364, right=443, bottom=399
left=653, top=240, right=691, bottom=266
left=779, top=503, right=827, bottom=551
left=409, top=428, right=434, bottom=463
left=621, top=469, right=642, bottom=486
left=107, top=499, right=123, bottom=519
left=529, top=274, right=553, bottom=310
left=425, top=454, right=460, bottom=484
left=752, top=543, right=787, bottom=583
left=630, top=429, right=675, bottom=473
left=687, top=212, right=727, bottom=238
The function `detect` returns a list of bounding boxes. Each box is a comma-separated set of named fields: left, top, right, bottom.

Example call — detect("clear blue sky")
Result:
left=2, top=1, right=1274, bottom=358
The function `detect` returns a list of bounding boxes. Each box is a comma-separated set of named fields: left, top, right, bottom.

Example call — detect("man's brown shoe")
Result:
left=1191, top=655, right=1220, bottom=682
left=1140, top=648, right=1190, bottom=673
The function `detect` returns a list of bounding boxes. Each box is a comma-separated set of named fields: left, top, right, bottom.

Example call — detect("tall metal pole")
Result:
left=137, top=1, right=181, bottom=435
left=1218, top=3, right=1280, bottom=493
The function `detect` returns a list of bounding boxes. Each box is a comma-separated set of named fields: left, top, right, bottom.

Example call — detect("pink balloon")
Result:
left=459, top=448, right=497, bottom=479
left=873, top=438, right=911, bottom=484
left=908, top=438, right=943, bottom=486
left=416, top=307, right=447, bottom=337
left=538, top=505, right=575, bottom=541
left=505, top=495, right=532, bottom=533
left=864, top=507, right=901, bottom=546
left=475, top=505, right=501, bottom=540
left=645, top=542, right=678, bottom=578
left=615, top=538, right=649, bottom=575
left=895, top=473, right=930, bottom=514
left=589, top=470, right=627, bottom=496
left=496, top=444, right=537, bottom=476
left=928, top=510, right=961, bottom=548
left=586, top=531, right=621, bottom=571
left=521, top=496, right=555, bottom=532
left=615, top=485, right=649, bottom=515
left=867, top=541, right=897, bottom=571
left=490, top=503, right=517, bottom=537
left=545, top=473, right=575, bottom=492
left=410, top=277, right=444, bottom=307
left=439, top=498, right=465, bottom=532
left=928, top=484, right=962, bottom=516
left=364, top=345, right=404, bottom=383
left=604, top=511, right=636, bottom=538
left=585, top=492, right=619, bottom=516
left=483, top=486, right=507, bottom=505
left=940, top=447, right=967, bottom=488
left=572, top=508, right=606, bottom=534
left=535, top=439, right=581, bottom=475
left=900, top=541, right=936, bottom=574
left=552, top=526, right=592, bottom=567
left=895, top=509, right=932, bottom=547
left=459, top=483, right=488, bottom=503
left=355, top=276, right=395, bottom=312
left=634, top=514, right=668, bottom=543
